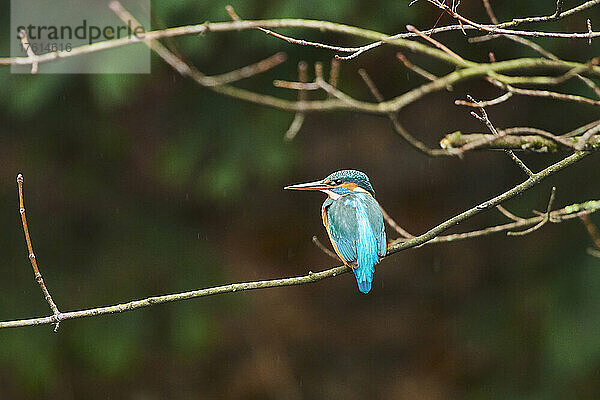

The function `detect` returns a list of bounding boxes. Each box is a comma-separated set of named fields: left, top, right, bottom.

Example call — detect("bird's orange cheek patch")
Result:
left=341, top=182, right=358, bottom=190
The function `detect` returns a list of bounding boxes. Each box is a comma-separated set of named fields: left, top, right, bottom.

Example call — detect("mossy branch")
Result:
left=440, top=131, right=600, bottom=153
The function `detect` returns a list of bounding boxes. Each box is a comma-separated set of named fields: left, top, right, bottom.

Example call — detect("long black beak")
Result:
left=284, top=180, right=329, bottom=191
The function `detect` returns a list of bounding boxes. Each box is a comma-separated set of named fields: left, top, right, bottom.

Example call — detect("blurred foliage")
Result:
left=1, top=0, right=600, bottom=399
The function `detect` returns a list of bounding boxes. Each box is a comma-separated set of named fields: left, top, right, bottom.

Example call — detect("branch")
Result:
left=379, top=206, right=415, bottom=239
left=396, top=52, right=438, bottom=82
left=312, top=236, right=341, bottom=261
left=576, top=123, right=600, bottom=150
left=467, top=95, right=534, bottom=177
left=1, top=151, right=595, bottom=329
left=357, top=68, right=452, bottom=157
left=17, top=30, right=38, bottom=74
left=3, top=3, right=600, bottom=117
left=440, top=131, right=600, bottom=152
left=580, top=214, right=600, bottom=249
left=386, top=150, right=592, bottom=252
left=339, top=0, right=599, bottom=60
left=424, top=0, right=600, bottom=39
left=16, top=174, right=61, bottom=331
left=487, top=79, right=600, bottom=107
left=507, top=186, right=556, bottom=236
left=424, top=198, right=598, bottom=244
left=284, top=61, right=309, bottom=141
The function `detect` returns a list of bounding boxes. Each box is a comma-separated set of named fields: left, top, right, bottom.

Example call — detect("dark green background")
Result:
left=1, top=1, right=599, bottom=398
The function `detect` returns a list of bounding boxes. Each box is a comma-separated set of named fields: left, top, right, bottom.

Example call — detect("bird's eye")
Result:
left=334, top=179, right=344, bottom=185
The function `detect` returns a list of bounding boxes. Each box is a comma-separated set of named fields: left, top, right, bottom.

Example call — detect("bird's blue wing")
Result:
left=324, top=193, right=386, bottom=293
left=362, top=195, right=387, bottom=257
left=322, top=199, right=357, bottom=264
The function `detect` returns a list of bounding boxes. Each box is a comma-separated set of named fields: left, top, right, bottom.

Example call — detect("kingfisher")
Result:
left=285, top=170, right=386, bottom=294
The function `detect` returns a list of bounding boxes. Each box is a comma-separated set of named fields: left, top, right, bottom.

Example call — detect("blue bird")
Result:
left=285, top=170, right=386, bottom=293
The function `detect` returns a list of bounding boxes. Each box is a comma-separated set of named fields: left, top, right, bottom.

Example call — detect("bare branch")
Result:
left=18, top=30, right=38, bottom=74
left=481, top=0, right=499, bottom=24
left=431, top=199, right=599, bottom=244
left=284, top=61, right=309, bottom=141
left=17, top=174, right=61, bottom=331
left=273, top=80, right=320, bottom=90
left=508, top=186, right=556, bottom=236
left=580, top=215, right=600, bottom=249
left=562, top=120, right=600, bottom=137
left=357, top=68, right=453, bottom=157
left=225, top=5, right=361, bottom=54
left=467, top=95, right=534, bottom=176
left=405, top=24, right=466, bottom=63
left=488, top=80, right=600, bottom=107
left=380, top=206, right=415, bottom=239
left=396, top=52, right=438, bottom=82
left=576, top=124, right=600, bottom=150
left=4, top=4, right=600, bottom=117
left=470, top=35, right=600, bottom=98
left=455, top=92, right=513, bottom=107
left=328, top=59, right=340, bottom=93
left=497, top=205, right=526, bottom=221
left=340, top=0, right=599, bottom=60
left=424, top=0, right=600, bottom=39
left=312, top=236, right=341, bottom=261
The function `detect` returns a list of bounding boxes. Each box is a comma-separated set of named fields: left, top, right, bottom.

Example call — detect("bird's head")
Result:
left=284, top=169, right=375, bottom=198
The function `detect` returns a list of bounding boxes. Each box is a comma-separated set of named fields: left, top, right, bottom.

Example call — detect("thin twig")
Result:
left=18, top=30, right=38, bottom=74
left=284, top=61, right=308, bottom=141
left=481, top=0, right=499, bottom=24
left=111, top=2, right=286, bottom=88
left=508, top=186, right=556, bottom=236
left=580, top=214, right=600, bottom=249
left=357, top=68, right=453, bottom=157
left=380, top=206, right=415, bottom=239
left=430, top=200, right=597, bottom=243
left=467, top=95, right=534, bottom=176
left=273, top=80, right=320, bottom=90
left=17, top=174, right=61, bottom=331
left=470, top=35, right=600, bottom=98
left=488, top=80, right=600, bottom=107
left=576, top=124, right=600, bottom=150
left=225, top=5, right=360, bottom=54
left=312, top=236, right=341, bottom=261
left=562, top=120, right=600, bottom=137
left=455, top=92, right=513, bottom=107
left=202, top=52, right=287, bottom=86
left=339, top=0, right=599, bottom=60
left=497, top=205, right=525, bottom=221
left=405, top=24, right=466, bottom=63
left=424, top=0, right=600, bottom=39
left=396, top=52, right=438, bottom=82
left=328, top=59, right=340, bottom=93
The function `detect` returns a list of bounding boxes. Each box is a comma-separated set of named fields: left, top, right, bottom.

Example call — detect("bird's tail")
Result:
left=353, top=213, right=379, bottom=294
left=353, top=266, right=374, bottom=294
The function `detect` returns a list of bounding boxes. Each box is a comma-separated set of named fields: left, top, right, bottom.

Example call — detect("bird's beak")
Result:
left=284, top=180, right=329, bottom=191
